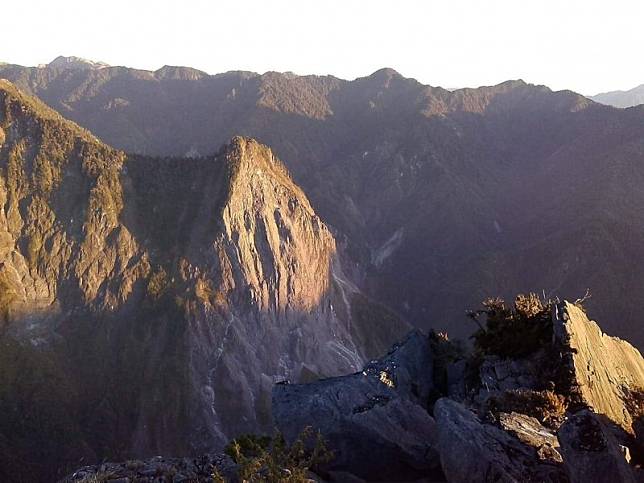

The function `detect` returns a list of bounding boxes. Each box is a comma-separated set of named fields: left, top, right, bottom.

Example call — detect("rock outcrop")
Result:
left=273, top=299, right=644, bottom=482
left=553, top=302, right=644, bottom=432
left=434, top=399, right=567, bottom=483
left=558, top=410, right=636, bottom=483
left=62, top=454, right=238, bottom=483
left=272, top=331, right=441, bottom=481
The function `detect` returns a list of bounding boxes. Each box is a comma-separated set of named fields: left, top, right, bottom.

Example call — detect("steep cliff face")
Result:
left=553, top=302, right=644, bottom=432
left=0, top=78, right=148, bottom=328
left=0, top=82, right=407, bottom=482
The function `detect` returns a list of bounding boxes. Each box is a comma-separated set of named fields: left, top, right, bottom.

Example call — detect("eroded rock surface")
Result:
left=558, top=410, right=636, bottom=483
left=272, top=331, right=441, bottom=481
left=434, top=398, right=567, bottom=483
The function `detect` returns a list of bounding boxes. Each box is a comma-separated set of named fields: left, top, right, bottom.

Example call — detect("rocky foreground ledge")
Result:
left=65, top=300, right=644, bottom=482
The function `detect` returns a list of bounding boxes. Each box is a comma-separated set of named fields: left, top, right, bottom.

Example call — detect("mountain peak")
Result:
left=47, top=55, right=109, bottom=70
left=155, top=65, right=207, bottom=80
left=369, top=67, right=402, bottom=79
left=221, top=136, right=299, bottom=195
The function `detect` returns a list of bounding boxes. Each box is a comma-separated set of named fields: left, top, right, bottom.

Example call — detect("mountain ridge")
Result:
left=592, top=83, right=644, bottom=108
left=3, top=63, right=643, bottom=351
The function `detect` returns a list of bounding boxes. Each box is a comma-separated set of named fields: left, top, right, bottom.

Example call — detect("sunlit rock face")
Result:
left=0, top=82, right=408, bottom=482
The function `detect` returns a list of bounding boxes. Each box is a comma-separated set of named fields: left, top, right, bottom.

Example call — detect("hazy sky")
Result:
left=3, top=0, right=643, bottom=95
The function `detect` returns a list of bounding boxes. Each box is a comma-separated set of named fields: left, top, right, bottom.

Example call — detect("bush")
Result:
left=226, top=428, right=333, bottom=482
left=468, top=293, right=554, bottom=358
left=146, top=267, right=169, bottom=299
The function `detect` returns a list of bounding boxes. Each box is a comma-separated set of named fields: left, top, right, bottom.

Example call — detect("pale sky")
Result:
left=2, top=0, right=643, bottom=95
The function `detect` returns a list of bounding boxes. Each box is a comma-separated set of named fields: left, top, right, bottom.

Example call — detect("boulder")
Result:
left=498, top=412, right=563, bottom=464
left=558, top=410, right=636, bottom=483
left=478, top=356, right=539, bottom=394
left=434, top=398, right=567, bottom=483
left=272, top=331, right=441, bottom=481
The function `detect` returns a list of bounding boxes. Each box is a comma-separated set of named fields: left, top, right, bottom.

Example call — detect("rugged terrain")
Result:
left=66, top=298, right=644, bottom=482
left=2, top=59, right=644, bottom=348
left=0, top=81, right=406, bottom=481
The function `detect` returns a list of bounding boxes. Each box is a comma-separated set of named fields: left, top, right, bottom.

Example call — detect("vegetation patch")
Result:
left=468, top=293, right=554, bottom=358
left=225, top=428, right=333, bottom=482
left=146, top=267, right=169, bottom=300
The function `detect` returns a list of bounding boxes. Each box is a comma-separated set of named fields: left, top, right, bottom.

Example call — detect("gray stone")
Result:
left=498, top=412, right=562, bottom=464
left=272, top=331, right=442, bottom=481
left=446, top=359, right=467, bottom=399
left=434, top=398, right=567, bottom=483
left=558, top=410, right=636, bottom=483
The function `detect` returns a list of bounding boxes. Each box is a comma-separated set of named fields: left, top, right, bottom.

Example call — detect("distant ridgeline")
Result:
left=2, top=60, right=644, bottom=352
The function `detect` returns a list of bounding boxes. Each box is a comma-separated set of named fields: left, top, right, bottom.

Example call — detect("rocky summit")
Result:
left=271, top=300, right=644, bottom=483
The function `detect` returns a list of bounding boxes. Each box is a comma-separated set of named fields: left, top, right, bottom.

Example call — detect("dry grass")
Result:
left=486, top=389, right=568, bottom=428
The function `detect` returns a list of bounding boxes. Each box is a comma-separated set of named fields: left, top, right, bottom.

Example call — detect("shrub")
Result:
left=468, top=293, right=554, bottom=358
left=226, top=428, right=333, bottom=482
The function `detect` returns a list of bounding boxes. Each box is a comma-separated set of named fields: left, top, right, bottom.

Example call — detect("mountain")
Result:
left=45, top=55, right=110, bottom=71
left=2, top=61, right=644, bottom=349
left=0, top=80, right=406, bottom=481
left=592, top=84, right=644, bottom=108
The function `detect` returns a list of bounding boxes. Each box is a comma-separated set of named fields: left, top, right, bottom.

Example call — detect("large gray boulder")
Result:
left=272, top=331, right=441, bottom=481
left=558, top=410, right=636, bottom=483
left=433, top=398, right=567, bottom=483
left=498, top=412, right=563, bottom=464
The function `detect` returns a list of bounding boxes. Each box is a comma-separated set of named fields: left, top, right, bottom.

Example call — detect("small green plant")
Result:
left=226, top=428, right=333, bottom=482
left=212, top=467, right=226, bottom=482
left=225, top=433, right=272, bottom=460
